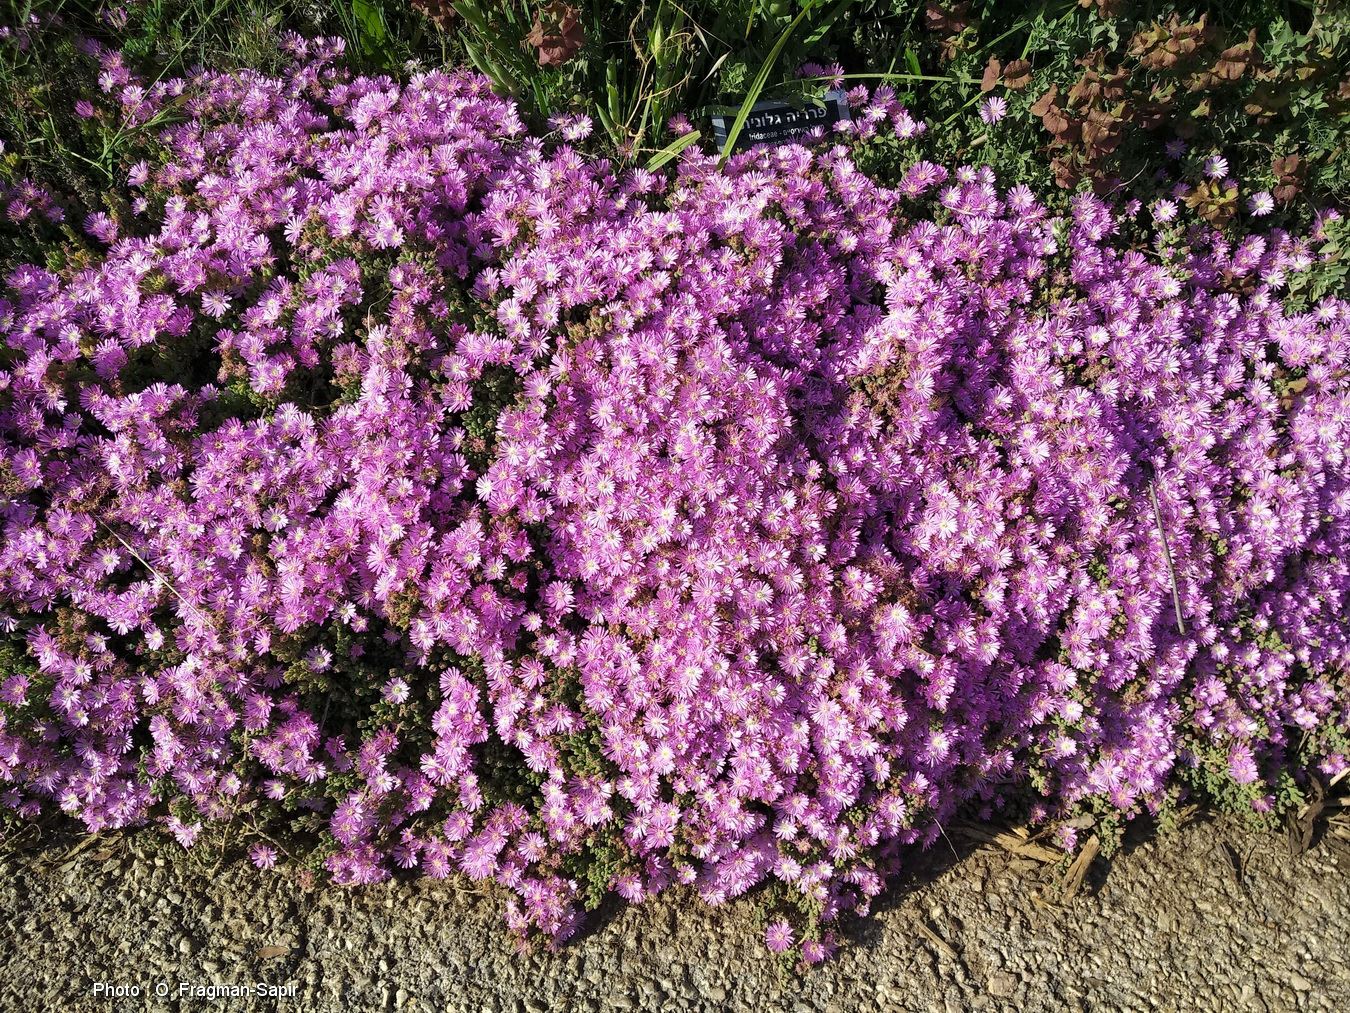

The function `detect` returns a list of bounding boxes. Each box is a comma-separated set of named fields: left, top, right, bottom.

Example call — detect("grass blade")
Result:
left=646, top=129, right=701, bottom=170
left=803, top=0, right=856, bottom=46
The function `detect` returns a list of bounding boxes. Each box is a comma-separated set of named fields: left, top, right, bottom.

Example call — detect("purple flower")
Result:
left=1203, top=154, right=1229, bottom=179
left=249, top=843, right=278, bottom=870
left=765, top=918, right=794, bottom=953
left=667, top=112, right=693, bottom=136
left=548, top=112, right=593, bottom=142
left=979, top=96, right=1008, bottom=124
left=1228, top=744, right=1259, bottom=785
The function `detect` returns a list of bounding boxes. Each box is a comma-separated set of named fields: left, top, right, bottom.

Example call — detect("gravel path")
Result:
left=1, top=815, right=1346, bottom=1012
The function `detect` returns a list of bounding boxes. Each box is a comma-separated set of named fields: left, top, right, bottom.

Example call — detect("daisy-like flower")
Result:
left=249, top=843, right=278, bottom=870
left=383, top=678, right=410, bottom=705
left=1228, top=743, right=1259, bottom=785
left=800, top=939, right=830, bottom=965
left=1202, top=154, right=1229, bottom=179
left=978, top=96, right=1008, bottom=125
left=1151, top=198, right=1179, bottom=224
left=1053, top=825, right=1078, bottom=852
left=547, top=112, right=593, bottom=142
left=1247, top=190, right=1275, bottom=216
left=167, top=816, right=201, bottom=849
left=1165, top=138, right=1187, bottom=158
left=765, top=918, right=795, bottom=953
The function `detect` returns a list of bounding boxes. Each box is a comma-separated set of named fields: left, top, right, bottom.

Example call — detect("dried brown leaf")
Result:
left=1273, top=153, right=1304, bottom=179
left=1029, top=85, right=1059, bottom=118
left=1051, top=155, right=1081, bottom=189
left=981, top=56, right=1001, bottom=93
left=411, top=0, right=456, bottom=30
left=924, top=2, right=974, bottom=35
left=1141, top=49, right=1178, bottom=72
left=1273, top=182, right=1300, bottom=204
left=1045, top=110, right=1077, bottom=142
left=1068, top=76, right=1100, bottom=108
left=1212, top=28, right=1258, bottom=81
left=1081, top=0, right=1127, bottom=16
left=526, top=2, right=585, bottom=68
left=1003, top=59, right=1033, bottom=90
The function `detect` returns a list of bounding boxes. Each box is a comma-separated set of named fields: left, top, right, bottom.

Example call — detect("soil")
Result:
left=1, top=814, right=1346, bottom=1012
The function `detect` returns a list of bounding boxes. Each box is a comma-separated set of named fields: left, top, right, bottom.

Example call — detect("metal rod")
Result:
left=1147, top=479, right=1186, bottom=635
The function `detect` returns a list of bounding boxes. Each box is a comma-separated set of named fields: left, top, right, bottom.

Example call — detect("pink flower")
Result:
left=979, top=96, right=1008, bottom=124
left=249, top=843, right=278, bottom=870
left=765, top=918, right=794, bottom=953
left=1228, top=743, right=1259, bottom=785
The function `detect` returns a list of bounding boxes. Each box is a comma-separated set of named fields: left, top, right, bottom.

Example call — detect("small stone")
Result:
left=987, top=972, right=1016, bottom=999
left=1290, top=973, right=1313, bottom=991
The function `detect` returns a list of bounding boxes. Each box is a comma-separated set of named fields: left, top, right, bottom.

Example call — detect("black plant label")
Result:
left=712, top=89, right=852, bottom=152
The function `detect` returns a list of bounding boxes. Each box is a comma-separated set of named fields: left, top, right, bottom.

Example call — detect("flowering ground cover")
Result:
left=0, top=32, right=1347, bottom=963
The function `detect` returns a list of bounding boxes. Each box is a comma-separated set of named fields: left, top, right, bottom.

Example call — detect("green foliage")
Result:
left=461, top=365, right=524, bottom=474
left=1176, top=737, right=1304, bottom=832
left=560, top=822, right=632, bottom=911
left=443, top=1, right=866, bottom=155
left=896, top=1, right=1349, bottom=215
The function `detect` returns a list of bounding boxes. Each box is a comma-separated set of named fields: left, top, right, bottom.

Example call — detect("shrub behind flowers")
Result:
left=1, top=35, right=1347, bottom=959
